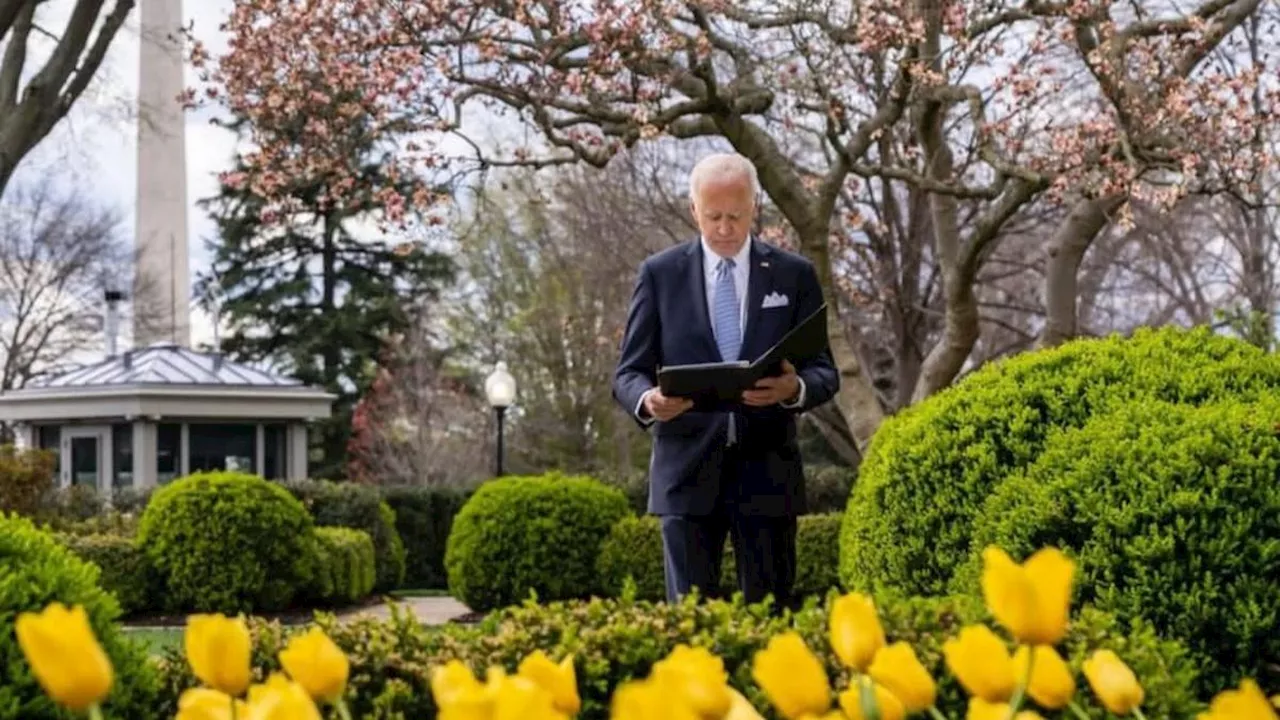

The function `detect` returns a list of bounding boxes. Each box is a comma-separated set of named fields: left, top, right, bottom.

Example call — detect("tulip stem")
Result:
left=859, top=674, right=881, bottom=720
left=928, top=705, right=952, bottom=720
left=1006, top=645, right=1035, bottom=720
left=1133, top=709, right=1148, bottom=720
left=87, top=705, right=103, bottom=720
left=335, top=698, right=354, bottom=720
left=1067, top=700, right=1093, bottom=720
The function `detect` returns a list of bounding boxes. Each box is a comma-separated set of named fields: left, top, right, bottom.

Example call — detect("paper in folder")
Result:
left=657, top=302, right=829, bottom=404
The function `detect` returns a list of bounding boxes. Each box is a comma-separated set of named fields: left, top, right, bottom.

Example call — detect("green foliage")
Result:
left=790, top=513, right=841, bottom=598
left=136, top=471, right=316, bottom=613
left=283, top=479, right=406, bottom=591
left=841, top=325, right=1280, bottom=598
left=306, top=526, right=377, bottom=606
left=151, top=593, right=1201, bottom=720
left=381, top=485, right=473, bottom=588
left=802, top=465, right=857, bottom=515
left=56, top=532, right=156, bottom=617
left=0, top=513, right=162, bottom=720
left=444, top=473, right=631, bottom=611
left=0, top=445, right=55, bottom=517
left=959, top=398, right=1280, bottom=694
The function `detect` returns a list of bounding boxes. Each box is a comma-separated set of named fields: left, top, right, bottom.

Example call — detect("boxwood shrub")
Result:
left=283, top=479, right=406, bottom=592
left=306, top=526, right=377, bottom=606
left=137, top=471, right=315, bottom=613
left=0, top=513, right=162, bottom=720
left=960, top=398, right=1280, bottom=694
left=56, top=532, right=156, bottom=617
left=150, top=592, right=1202, bottom=720
left=381, top=485, right=472, bottom=589
left=444, top=473, right=631, bottom=612
left=840, top=325, right=1280, bottom=598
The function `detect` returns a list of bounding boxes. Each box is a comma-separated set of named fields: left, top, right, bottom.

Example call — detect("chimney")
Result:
left=104, top=289, right=124, bottom=357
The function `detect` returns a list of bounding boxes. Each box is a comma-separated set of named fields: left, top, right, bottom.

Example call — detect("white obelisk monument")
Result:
left=133, top=0, right=189, bottom=348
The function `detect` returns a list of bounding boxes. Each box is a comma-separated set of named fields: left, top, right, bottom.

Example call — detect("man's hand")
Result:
left=644, top=388, right=694, bottom=421
left=742, top=359, right=801, bottom=407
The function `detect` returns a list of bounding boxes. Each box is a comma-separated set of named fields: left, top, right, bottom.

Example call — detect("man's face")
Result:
left=690, top=176, right=755, bottom=258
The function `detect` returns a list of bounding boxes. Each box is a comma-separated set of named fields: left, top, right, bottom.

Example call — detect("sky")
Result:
left=17, top=0, right=241, bottom=352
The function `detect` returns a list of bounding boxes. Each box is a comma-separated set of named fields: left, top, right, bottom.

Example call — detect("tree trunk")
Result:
left=1038, top=195, right=1123, bottom=348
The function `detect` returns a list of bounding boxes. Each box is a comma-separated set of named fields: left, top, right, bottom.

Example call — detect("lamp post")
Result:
left=483, top=361, right=516, bottom=477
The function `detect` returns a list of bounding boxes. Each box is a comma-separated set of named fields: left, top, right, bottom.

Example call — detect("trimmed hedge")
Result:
left=599, top=465, right=856, bottom=517
left=0, top=513, right=162, bottom=720
left=150, top=593, right=1203, bottom=720
left=307, top=526, right=377, bottom=606
left=137, top=471, right=316, bottom=613
left=381, top=485, right=472, bottom=588
left=57, top=532, right=156, bottom=617
left=444, top=473, right=631, bottom=612
left=840, top=325, right=1280, bottom=598
left=283, top=479, right=406, bottom=592
left=598, top=514, right=842, bottom=602
left=960, top=398, right=1280, bottom=694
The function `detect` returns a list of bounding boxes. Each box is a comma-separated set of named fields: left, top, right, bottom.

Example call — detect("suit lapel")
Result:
left=739, top=239, right=774, bottom=361
left=684, top=242, right=719, bottom=359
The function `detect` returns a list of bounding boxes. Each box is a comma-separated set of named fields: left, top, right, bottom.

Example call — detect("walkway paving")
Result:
left=337, top=596, right=473, bottom=625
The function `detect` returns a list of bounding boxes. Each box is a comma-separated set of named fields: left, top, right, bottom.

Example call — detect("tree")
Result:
left=196, top=110, right=456, bottom=478
left=198, top=0, right=1275, bottom=450
left=0, top=177, right=128, bottom=394
left=0, top=0, right=134, bottom=197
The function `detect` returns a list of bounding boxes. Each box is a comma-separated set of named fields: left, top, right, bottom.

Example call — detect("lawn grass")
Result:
left=388, top=588, right=450, bottom=598
left=124, top=627, right=183, bottom=656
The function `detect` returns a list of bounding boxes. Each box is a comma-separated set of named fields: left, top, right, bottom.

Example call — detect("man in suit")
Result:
left=612, top=152, right=839, bottom=610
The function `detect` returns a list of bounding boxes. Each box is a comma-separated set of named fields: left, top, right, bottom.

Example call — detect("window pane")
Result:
left=263, top=424, right=286, bottom=480
left=157, top=423, right=181, bottom=484
left=188, top=423, right=257, bottom=475
left=112, top=423, right=133, bottom=488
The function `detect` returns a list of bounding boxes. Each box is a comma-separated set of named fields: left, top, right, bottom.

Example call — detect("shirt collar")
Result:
left=700, top=236, right=752, bottom=272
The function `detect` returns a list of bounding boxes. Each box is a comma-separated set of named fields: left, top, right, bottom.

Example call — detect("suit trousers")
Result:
left=658, top=445, right=798, bottom=611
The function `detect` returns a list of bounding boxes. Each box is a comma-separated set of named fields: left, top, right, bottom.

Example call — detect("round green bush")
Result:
left=597, top=515, right=667, bottom=601
left=444, top=472, right=631, bottom=612
left=283, top=480, right=407, bottom=592
left=840, top=325, right=1280, bottom=598
left=958, top=398, right=1280, bottom=694
left=137, top=471, right=316, bottom=613
left=0, top=513, right=162, bottom=720
left=306, top=526, right=377, bottom=606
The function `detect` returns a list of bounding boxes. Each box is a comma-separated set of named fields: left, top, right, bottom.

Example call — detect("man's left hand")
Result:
left=742, top=359, right=800, bottom=407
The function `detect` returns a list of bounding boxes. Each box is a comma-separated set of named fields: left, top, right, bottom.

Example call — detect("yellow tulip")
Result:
left=1013, top=645, right=1075, bottom=710
left=943, top=625, right=1016, bottom=703
left=486, top=669, right=568, bottom=720
left=185, top=613, right=253, bottom=696
left=176, top=687, right=249, bottom=720
left=867, top=641, right=937, bottom=712
left=724, top=687, right=768, bottom=720
left=838, top=679, right=907, bottom=720
left=651, top=644, right=732, bottom=719
left=278, top=627, right=349, bottom=703
left=518, top=650, right=581, bottom=715
left=431, top=659, right=485, bottom=707
left=965, top=697, right=1044, bottom=720
left=751, top=632, right=832, bottom=719
left=244, top=673, right=322, bottom=720
left=829, top=593, right=886, bottom=671
left=1200, top=679, right=1278, bottom=720
left=15, top=603, right=114, bottom=711
left=981, top=547, right=1074, bottom=645
left=1082, top=650, right=1143, bottom=715
left=611, top=676, right=701, bottom=720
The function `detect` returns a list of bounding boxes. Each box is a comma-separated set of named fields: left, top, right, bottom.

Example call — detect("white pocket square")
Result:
left=761, top=292, right=790, bottom=309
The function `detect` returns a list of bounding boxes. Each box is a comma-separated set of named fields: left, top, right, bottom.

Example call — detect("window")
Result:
left=112, top=423, right=133, bottom=488
left=157, top=423, right=181, bottom=484
left=263, top=424, right=287, bottom=480
left=35, top=425, right=60, bottom=475
left=188, top=423, right=257, bottom=474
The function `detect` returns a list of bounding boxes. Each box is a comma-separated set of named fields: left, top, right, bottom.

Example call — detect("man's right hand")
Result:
left=643, top=389, right=694, bottom=422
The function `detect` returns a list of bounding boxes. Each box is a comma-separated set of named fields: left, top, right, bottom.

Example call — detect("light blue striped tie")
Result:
left=713, top=258, right=741, bottom=443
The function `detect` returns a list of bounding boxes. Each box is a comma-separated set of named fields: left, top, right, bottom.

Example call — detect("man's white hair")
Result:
left=689, top=153, right=760, bottom=199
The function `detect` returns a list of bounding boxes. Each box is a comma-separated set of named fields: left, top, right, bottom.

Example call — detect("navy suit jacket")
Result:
left=612, top=237, right=839, bottom=517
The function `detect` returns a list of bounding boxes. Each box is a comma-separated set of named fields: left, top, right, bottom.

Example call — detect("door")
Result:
left=62, top=426, right=109, bottom=491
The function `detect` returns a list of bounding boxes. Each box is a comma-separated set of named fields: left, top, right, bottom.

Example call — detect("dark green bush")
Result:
left=56, top=532, right=156, bottom=617
left=284, top=479, right=406, bottom=592
left=137, top=471, right=316, bottom=613
left=959, top=398, right=1280, bottom=694
left=0, top=445, right=55, bottom=517
left=381, top=485, right=472, bottom=589
left=803, top=465, right=857, bottom=515
left=0, top=513, right=162, bottom=720
left=595, top=469, right=649, bottom=515
left=444, top=473, right=631, bottom=612
left=306, top=526, right=377, bottom=606
left=151, top=592, right=1202, bottom=720
left=599, top=513, right=850, bottom=603
left=840, top=325, right=1280, bottom=598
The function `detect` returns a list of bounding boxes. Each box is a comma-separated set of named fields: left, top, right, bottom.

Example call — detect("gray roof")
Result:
left=25, top=343, right=309, bottom=389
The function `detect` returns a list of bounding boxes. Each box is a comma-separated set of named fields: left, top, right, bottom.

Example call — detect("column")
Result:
left=287, top=423, right=308, bottom=481
left=132, top=420, right=157, bottom=489
left=254, top=423, right=265, bottom=476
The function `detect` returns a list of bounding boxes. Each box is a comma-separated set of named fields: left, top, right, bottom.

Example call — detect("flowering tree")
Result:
left=198, top=0, right=1276, bottom=450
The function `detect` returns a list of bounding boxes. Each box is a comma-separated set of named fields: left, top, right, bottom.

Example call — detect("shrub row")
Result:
left=150, top=592, right=1204, bottom=720
left=841, top=326, right=1280, bottom=694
